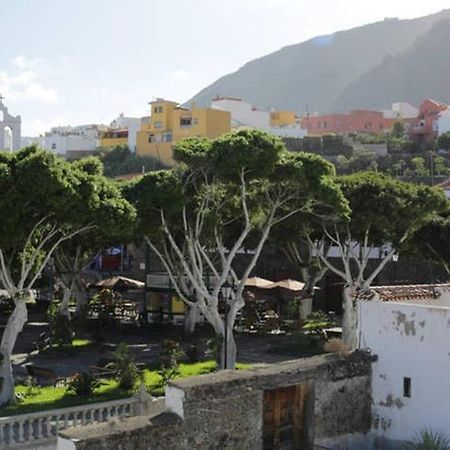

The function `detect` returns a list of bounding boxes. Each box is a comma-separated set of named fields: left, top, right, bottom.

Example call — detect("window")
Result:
left=51, top=143, right=56, bottom=150
left=154, top=107, right=158, bottom=114
left=163, top=132, right=172, bottom=142
left=154, top=121, right=163, bottom=129
left=180, top=117, right=192, bottom=128
left=158, top=106, right=163, bottom=113
left=403, top=377, right=411, bottom=398
left=148, top=134, right=154, bottom=143
left=323, top=121, right=328, bottom=129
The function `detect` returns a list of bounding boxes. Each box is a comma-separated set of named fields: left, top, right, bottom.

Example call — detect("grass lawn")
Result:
left=0, top=361, right=251, bottom=417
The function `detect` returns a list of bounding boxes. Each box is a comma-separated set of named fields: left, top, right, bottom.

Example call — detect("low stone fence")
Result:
left=0, top=385, right=164, bottom=449
left=59, top=351, right=375, bottom=450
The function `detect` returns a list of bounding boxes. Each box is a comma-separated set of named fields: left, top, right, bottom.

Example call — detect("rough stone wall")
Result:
left=59, top=352, right=374, bottom=450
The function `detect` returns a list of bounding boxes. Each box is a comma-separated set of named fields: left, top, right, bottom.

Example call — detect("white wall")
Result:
left=212, top=98, right=270, bottom=129
left=110, top=114, right=142, bottom=152
left=438, top=111, right=450, bottom=137
left=39, top=134, right=97, bottom=155
left=359, top=300, right=450, bottom=440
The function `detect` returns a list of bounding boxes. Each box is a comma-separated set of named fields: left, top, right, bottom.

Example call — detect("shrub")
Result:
left=159, top=340, right=184, bottom=369
left=155, top=366, right=179, bottom=390
left=47, top=303, right=73, bottom=347
left=185, top=344, right=200, bottom=364
left=67, top=372, right=101, bottom=397
left=408, top=429, right=450, bottom=450
left=110, top=343, right=140, bottom=390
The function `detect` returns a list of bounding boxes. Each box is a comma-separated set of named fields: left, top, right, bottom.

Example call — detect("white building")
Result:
left=211, top=96, right=306, bottom=138
left=438, top=110, right=450, bottom=137
left=358, top=284, right=450, bottom=442
left=382, top=102, right=419, bottom=120
left=25, top=124, right=106, bottom=157
left=109, top=113, right=142, bottom=152
left=211, top=96, right=270, bottom=129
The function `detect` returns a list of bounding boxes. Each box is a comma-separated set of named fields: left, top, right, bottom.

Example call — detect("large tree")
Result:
left=0, top=147, right=105, bottom=404
left=54, top=157, right=136, bottom=317
left=317, top=172, right=448, bottom=349
left=128, top=130, right=345, bottom=369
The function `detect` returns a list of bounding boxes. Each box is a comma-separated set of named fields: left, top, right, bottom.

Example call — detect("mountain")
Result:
left=335, top=17, right=450, bottom=111
left=186, top=10, right=450, bottom=114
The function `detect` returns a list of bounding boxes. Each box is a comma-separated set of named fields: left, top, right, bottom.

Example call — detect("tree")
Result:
left=408, top=214, right=450, bottom=277
left=0, top=147, right=97, bottom=405
left=316, top=172, right=448, bottom=349
left=391, top=121, right=405, bottom=139
left=53, top=157, right=136, bottom=317
left=128, top=130, right=344, bottom=369
left=437, top=132, right=450, bottom=151
left=411, top=157, right=429, bottom=177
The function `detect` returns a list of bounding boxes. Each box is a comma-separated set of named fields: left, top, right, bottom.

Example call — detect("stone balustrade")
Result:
left=0, top=384, right=164, bottom=449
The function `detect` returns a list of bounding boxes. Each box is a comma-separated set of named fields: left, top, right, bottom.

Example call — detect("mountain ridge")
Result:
left=186, top=9, right=450, bottom=114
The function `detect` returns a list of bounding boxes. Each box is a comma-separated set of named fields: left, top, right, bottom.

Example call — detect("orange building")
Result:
left=406, top=99, right=448, bottom=145
left=301, top=110, right=396, bottom=136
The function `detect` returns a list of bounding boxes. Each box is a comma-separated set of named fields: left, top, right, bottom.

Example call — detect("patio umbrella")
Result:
left=95, top=276, right=145, bottom=290
left=244, top=277, right=274, bottom=289
left=267, top=279, right=305, bottom=291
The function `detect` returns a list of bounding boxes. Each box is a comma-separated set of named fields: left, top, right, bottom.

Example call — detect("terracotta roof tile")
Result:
left=353, top=284, right=450, bottom=302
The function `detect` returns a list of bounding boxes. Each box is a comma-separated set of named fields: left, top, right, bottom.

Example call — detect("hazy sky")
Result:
left=1, top=0, right=449, bottom=135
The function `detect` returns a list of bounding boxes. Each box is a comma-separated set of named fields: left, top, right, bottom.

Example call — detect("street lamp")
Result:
left=221, top=278, right=234, bottom=370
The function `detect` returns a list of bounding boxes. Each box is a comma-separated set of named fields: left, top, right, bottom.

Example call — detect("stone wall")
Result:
left=59, top=352, right=374, bottom=450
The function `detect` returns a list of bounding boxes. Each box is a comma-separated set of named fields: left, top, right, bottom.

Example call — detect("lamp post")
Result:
left=221, top=278, right=233, bottom=370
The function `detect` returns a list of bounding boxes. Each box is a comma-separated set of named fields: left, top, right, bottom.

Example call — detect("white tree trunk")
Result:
left=341, top=285, right=358, bottom=350
left=0, top=297, right=28, bottom=405
left=74, top=275, right=87, bottom=314
left=58, top=286, right=71, bottom=318
left=184, top=305, right=199, bottom=334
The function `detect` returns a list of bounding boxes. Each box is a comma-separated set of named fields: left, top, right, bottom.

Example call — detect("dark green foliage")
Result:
left=437, top=132, right=450, bottom=151
left=47, top=304, right=73, bottom=347
left=408, top=429, right=450, bottom=450
left=337, top=172, right=448, bottom=246
left=159, top=340, right=184, bottom=369
left=109, top=343, right=140, bottom=390
left=67, top=372, right=101, bottom=397
left=96, top=146, right=167, bottom=177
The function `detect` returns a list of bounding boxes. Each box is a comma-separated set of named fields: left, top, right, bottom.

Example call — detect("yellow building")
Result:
left=99, top=129, right=129, bottom=148
left=270, top=111, right=297, bottom=127
left=136, top=98, right=231, bottom=166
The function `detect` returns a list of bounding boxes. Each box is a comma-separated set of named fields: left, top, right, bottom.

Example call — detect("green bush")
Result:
left=47, top=303, right=73, bottom=347
left=408, top=429, right=450, bottom=450
left=67, top=373, right=101, bottom=397
left=159, top=340, right=184, bottom=369
left=109, top=343, right=140, bottom=390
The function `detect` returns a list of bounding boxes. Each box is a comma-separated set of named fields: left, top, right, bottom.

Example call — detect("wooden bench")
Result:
left=25, top=365, right=65, bottom=387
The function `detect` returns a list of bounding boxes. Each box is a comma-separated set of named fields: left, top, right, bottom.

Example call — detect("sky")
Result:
left=1, top=0, right=449, bottom=136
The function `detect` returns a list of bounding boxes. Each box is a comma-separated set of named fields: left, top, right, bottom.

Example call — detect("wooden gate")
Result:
left=263, top=382, right=314, bottom=450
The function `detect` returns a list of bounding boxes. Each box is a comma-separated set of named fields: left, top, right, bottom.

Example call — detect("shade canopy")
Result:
left=266, top=279, right=305, bottom=291
left=95, top=276, right=145, bottom=290
left=244, top=277, right=274, bottom=289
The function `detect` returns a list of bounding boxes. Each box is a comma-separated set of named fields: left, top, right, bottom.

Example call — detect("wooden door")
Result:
left=263, top=383, right=314, bottom=450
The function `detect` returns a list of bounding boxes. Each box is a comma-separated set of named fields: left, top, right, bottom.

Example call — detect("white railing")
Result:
left=0, top=385, right=165, bottom=448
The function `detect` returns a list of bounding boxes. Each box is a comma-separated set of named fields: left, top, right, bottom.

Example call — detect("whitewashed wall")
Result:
left=359, top=299, right=450, bottom=440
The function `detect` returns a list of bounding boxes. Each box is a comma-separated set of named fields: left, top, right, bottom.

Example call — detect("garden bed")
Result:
left=1, top=361, right=250, bottom=416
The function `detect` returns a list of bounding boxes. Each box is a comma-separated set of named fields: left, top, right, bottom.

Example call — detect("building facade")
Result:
left=406, top=99, right=448, bottom=145
left=136, top=98, right=231, bottom=166
left=211, top=96, right=306, bottom=139
left=358, top=284, right=450, bottom=441
left=28, top=124, right=104, bottom=158
left=301, top=110, right=396, bottom=136
left=0, top=97, right=21, bottom=152
left=99, top=114, right=142, bottom=152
